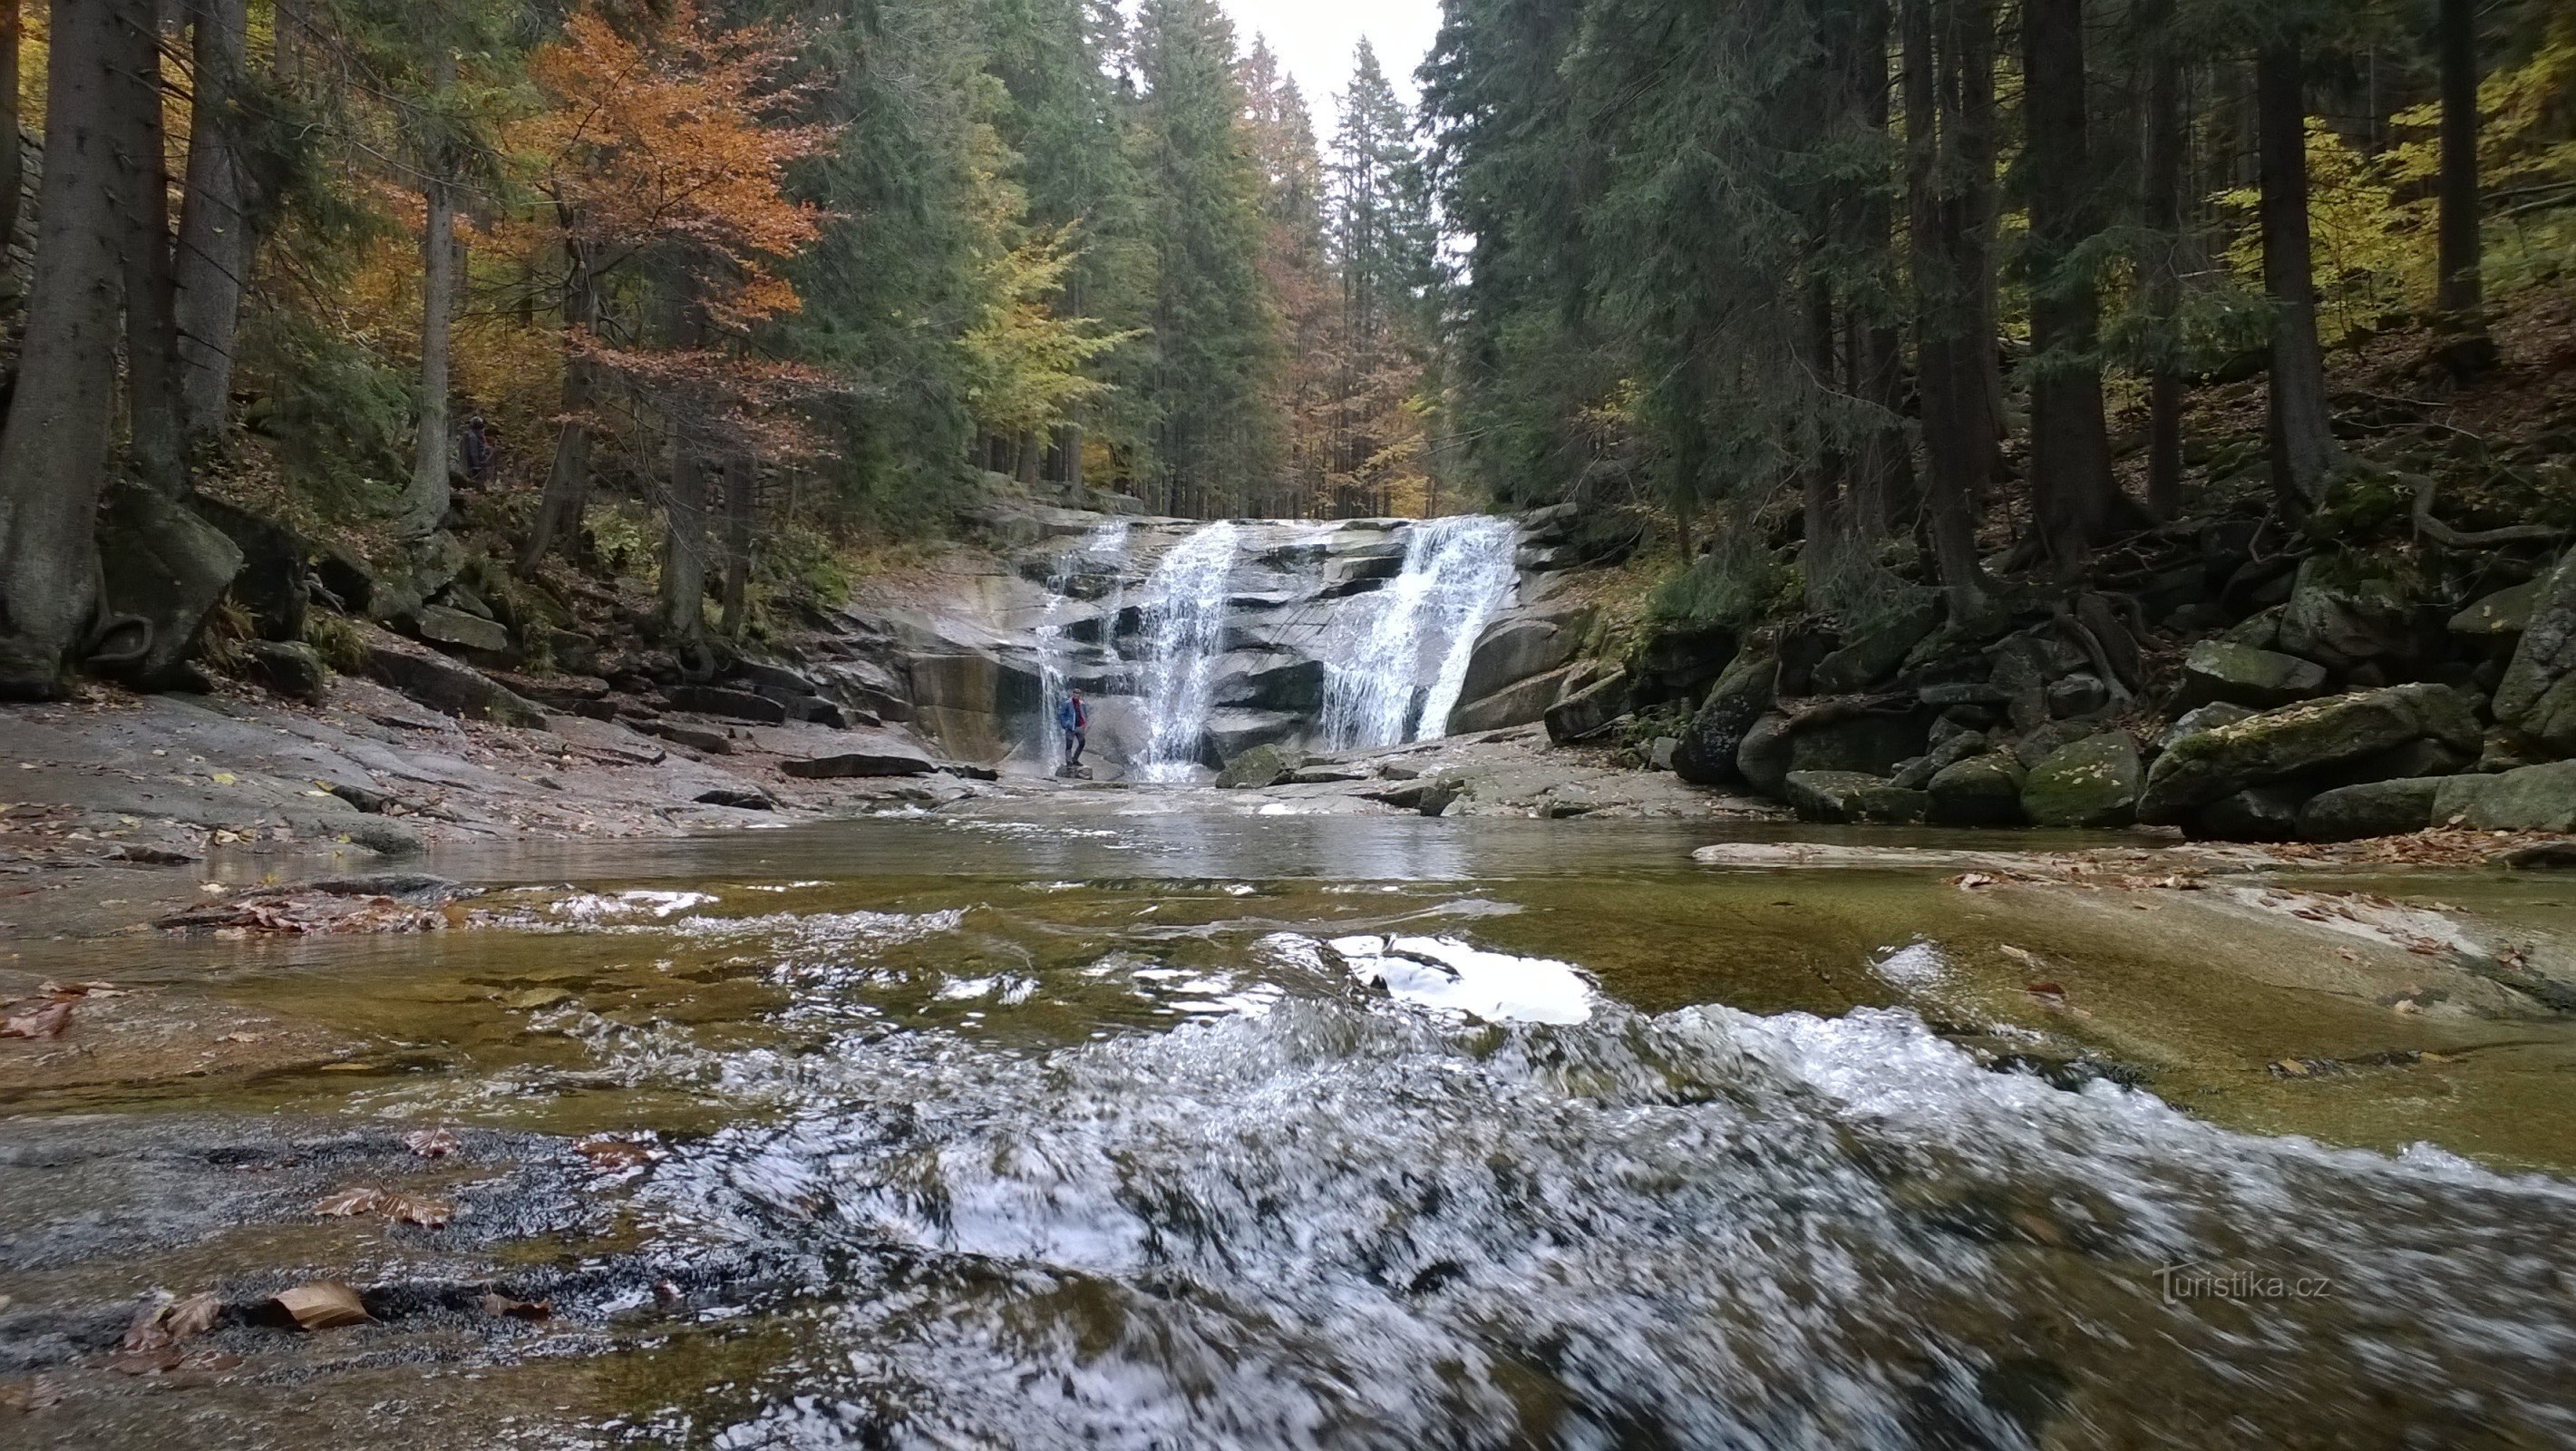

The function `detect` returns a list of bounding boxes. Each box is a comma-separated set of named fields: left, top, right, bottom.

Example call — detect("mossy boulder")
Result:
left=1784, top=771, right=1929, bottom=824
left=2433, top=761, right=2576, bottom=833
left=2299, top=777, right=2445, bottom=842
left=1672, top=648, right=1775, bottom=786
left=1928, top=753, right=2029, bottom=827
left=2138, top=685, right=2483, bottom=825
left=2174, top=640, right=2327, bottom=712
left=2494, top=549, right=2576, bottom=752
left=1214, top=743, right=1298, bottom=790
left=2021, top=733, right=2143, bottom=830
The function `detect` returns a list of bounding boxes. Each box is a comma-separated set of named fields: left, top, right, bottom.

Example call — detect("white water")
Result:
left=1318, top=516, right=1521, bottom=752
left=1132, top=522, right=1241, bottom=781
left=1034, top=523, right=1131, bottom=774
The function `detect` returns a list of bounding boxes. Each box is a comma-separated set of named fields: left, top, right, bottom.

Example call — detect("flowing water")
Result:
left=1131, top=523, right=1241, bottom=782
left=1032, top=523, right=1131, bottom=774
left=9, top=808, right=2576, bottom=1447
left=1320, top=517, right=1522, bottom=751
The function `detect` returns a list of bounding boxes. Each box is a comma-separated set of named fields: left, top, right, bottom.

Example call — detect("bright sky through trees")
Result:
left=1223, top=0, right=1442, bottom=126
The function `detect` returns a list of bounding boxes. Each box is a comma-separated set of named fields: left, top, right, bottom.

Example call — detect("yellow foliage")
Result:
left=2221, top=122, right=2422, bottom=346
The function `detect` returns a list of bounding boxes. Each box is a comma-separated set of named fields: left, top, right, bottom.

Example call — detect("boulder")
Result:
left=1447, top=666, right=1578, bottom=735
left=1215, top=743, right=1298, bottom=790
left=2010, top=720, right=2098, bottom=771
left=778, top=740, right=938, bottom=778
left=1212, top=653, right=1327, bottom=715
left=2299, top=778, right=2445, bottom=842
left=415, top=603, right=512, bottom=657
left=1631, top=623, right=1737, bottom=694
left=93, top=490, right=247, bottom=690
left=2319, top=735, right=2474, bottom=788
left=2493, top=548, right=2576, bottom=750
left=1784, top=772, right=1928, bottom=825
left=244, top=639, right=332, bottom=705
left=670, top=685, right=792, bottom=726
left=2277, top=561, right=2416, bottom=668
left=1789, top=707, right=1931, bottom=778
left=2221, top=605, right=2286, bottom=651
left=363, top=632, right=546, bottom=727
left=2174, top=641, right=2328, bottom=712
left=1928, top=754, right=2028, bottom=827
left=2046, top=673, right=2111, bottom=719
left=2198, top=786, right=2305, bottom=842
left=2434, top=761, right=2576, bottom=833
left=2138, top=684, right=2484, bottom=824
left=2450, top=577, right=2544, bottom=638
left=635, top=719, right=733, bottom=755
left=2021, top=733, right=2143, bottom=829
left=190, top=496, right=309, bottom=642
left=1736, top=712, right=1796, bottom=797
left=1672, top=650, right=1776, bottom=786
left=1459, top=606, right=1592, bottom=704
left=1810, top=594, right=1940, bottom=696
left=2155, top=702, right=2255, bottom=754
left=1544, top=670, right=1634, bottom=744
left=1893, top=731, right=1988, bottom=791
left=1202, top=707, right=1302, bottom=762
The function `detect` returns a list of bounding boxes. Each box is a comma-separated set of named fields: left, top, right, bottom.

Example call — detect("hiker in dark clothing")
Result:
left=1056, top=691, right=1088, bottom=767
left=460, top=414, right=500, bottom=488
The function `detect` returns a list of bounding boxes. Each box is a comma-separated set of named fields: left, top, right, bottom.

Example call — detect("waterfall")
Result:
left=1132, top=521, right=1241, bottom=782
left=1319, top=516, right=1521, bottom=752
left=1035, top=522, right=1132, bottom=774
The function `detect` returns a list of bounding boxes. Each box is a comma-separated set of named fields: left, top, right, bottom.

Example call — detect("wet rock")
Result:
left=1929, top=753, right=2029, bottom=827
left=1212, top=653, right=1327, bottom=715
left=2450, top=577, right=2543, bottom=638
left=1215, top=743, right=1298, bottom=790
left=2434, top=761, right=2576, bottom=833
left=2155, top=702, right=2254, bottom=754
left=2139, top=685, right=2482, bottom=824
left=695, top=788, right=777, bottom=811
left=93, top=490, right=246, bottom=690
left=415, top=603, right=511, bottom=658
left=1811, top=594, right=1940, bottom=696
left=2493, top=548, right=2576, bottom=751
left=244, top=640, right=331, bottom=705
left=1784, top=772, right=1928, bottom=825
left=2174, top=641, right=2328, bottom=711
left=2197, top=786, right=2306, bottom=842
left=1545, top=670, right=1634, bottom=745
left=1459, top=606, right=1592, bottom=705
left=1673, top=649, right=1776, bottom=786
left=669, top=686, right=790, bottom=726
left=2045, top=673, right=2110, bottom=719
left=2021, top=733, right=2143, bottom=829
left=2299, top=777, right=2445, bottom=842
left=363, top=631, right=547, bottom=727
left=1202, top=708, right=1302, bottom=761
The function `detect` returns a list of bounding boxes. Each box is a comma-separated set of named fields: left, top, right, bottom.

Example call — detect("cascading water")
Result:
left=1319, top=515, right=1521, bottom=752
left=1033, top=522, right=1131, bottom=774
left=1131, top=521, right=1240, bottom=781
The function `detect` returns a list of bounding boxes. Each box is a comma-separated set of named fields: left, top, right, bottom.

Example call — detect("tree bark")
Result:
left=124, top=0, right=185, bottom=501
left=2140, top=0, right=2186, bottom=520
left=2020, top=0, right=2114, bottom=570
left=1904, top=0, right=1988, bottom=603
left=521, top=221, right=598, bottom=571
left=2435, top=0, right=2490, bottom=365
left=660, top=441, right=711, bottom=648
left=0, top=0, right=145, bottom=696
left=174, top=0, right=253, bottom=450
left=399, top=52, right=459, bottom=540
left=1852, top=0, right=1912, bottom=540
left=2256, top=37, right=2339, bottom=511
left=0, top=1, right=22, bottom=273
left=1956, top=0, right=2006, bottom=463
left=719, top=453, right=754, bottom=639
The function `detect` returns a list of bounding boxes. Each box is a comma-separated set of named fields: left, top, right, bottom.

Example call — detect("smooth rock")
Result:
left=2450, top=577, right=2543, bottom=637
left=245, top=640, right=332, bottom=705
left=1811, top=595, right=1940, bottom=696
left=1673, top=649, right=1776, bottom=786
left=2175, top=641, right=2328, bottom=711
left=2139, top=685, right=2483, bottom=824
left=670, top=685, right=791, bottom=726
left=94, top=490, right=247, bottom=690
left=1545, top=670, right=1634, bottom=745
left=2493, top=548, right=2576, bottom=748
left=2198, top=786, right=2306, bottom=842
left=1459, top=607, right=1591, bottom=705
left=363, top=633, right=547, bottom=727
left=1448, top=665, right=1579, bottom=735
left=2299, top=777, right=2445, bottom=842
left=2021, top=733, right=2143, bottom=829
left=779, top=745, right=938, bottom=779
left=1928, top=754, right=2028, bottom=828
left=1215, top=743, right=1298, bottom=790
left=1784, top=772, right=1926, bottom=825
left=2434, top=761, right=2576, bottom=833
left=1735, top=712, right=1795, bottom=797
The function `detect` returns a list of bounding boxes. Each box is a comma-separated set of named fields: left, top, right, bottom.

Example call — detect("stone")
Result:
left=2155, top=702, right=2255, bottom=754
left=2010, top=720, right=2097, bottom=771
left=1735, top=712, right=1795, bottom=797
left=244, top=640, right=332, bottom=705
left=311, top=541, right=375, bottom=616
left=2493, top=548, right=2576, bottom=748
left=1544, top=670, right=1634, bottom=745
left=1631, top=623, right=1737, bottom=693
left=634, top=719, right=733, bottom=755
left=415, top=603, right=512, bottom=657
left=779, top=744, right=938, bottom=779
left=2277, top=560, right=2416, bottom=668
left=93, top=490, right=247, bottom=690
left=1202, top=708, right=1302, bottom=762
left=1212, top=654, right=1327, bottom=715
left=1215, top=743, right=1298, bottom=790
left=695, top=788, right=777, bottom=811
left=2299, top=778, right=2445, bottom=842
left=1672, top=649, right=1776, bottom=786
left=1810, top=594, right=1940, bottom=696
left=2174, top=641, right=2328, bottom=712
left=1459, top=607, right=1592, bottom=704
left=363, top=632, right=546, bottom=727
left=2433, top=761, right=2576, bottom=833
left=2046, top=673, right=2111, bottom=719
left=2198, top=786, right=2305, bottom=842
left=670, top=686, right=791, bottom=726
left=1784, top=772, right=1926, bottom=824
left=1786, top=705, right=1930, bottom=778
left=2221, top=606, right=2286, bottom=651
left=1448, top=666, right=1579, bottom=735
left=1928, top=754, right=2028, bottom=827
left=2318, top=735, right=2474, bottom=788
left=2138, top=684, right=2484, bottom=824
left=2021, top=732, right=2143, bottom=829
left=190, top=496, right=310, bottom=642
left=1648, top=737, right=1680, bottom=772
left=1894, top=731, right=1986, bottom=791
left=2450, top=577, right=2544, bottom=638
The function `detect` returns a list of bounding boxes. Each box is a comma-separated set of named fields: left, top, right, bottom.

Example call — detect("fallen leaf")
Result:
left=403, top=1127, right=462, bottom=1159
left=107, top=1347, right=182, bottom=1376
left=577, top=1137, right=656, bottom=1169
left=2026, top=980, right=2067, bottom=1000
left=0, top=999, right=72, bottom=1039
left=2273, top=1058, right=2310, bottom=1076
left=163, top=1292, right=224, bottom=1341
left=180, top=1351, right=243, bottom=1372
left=316, top=1187, right=384, bottom=1217
left=1, top=1374, right=63, bottom=1411
left=1949, top=872, right=1998, bottom=891
left=479, top=1291, right=551, bottom=1321
left=383, top=1194, right=452, bottom=1229
left=273, top=1281, right=370, bottom=1330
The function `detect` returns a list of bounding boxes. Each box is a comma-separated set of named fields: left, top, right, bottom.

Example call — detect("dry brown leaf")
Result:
left=163, top=1292, right=224, bottom=1341
left=107, top=1347, right=182, bottom=1376
left=383, top=1194, right=452, bottom=1229
left=315, top=1186, right=384, bottom=1217
left=120, top=1301, right=174, bottom=1352
left=480, top=1291, right=552, bottom=1320
left=0, top=999, right=73, bottom=1039
left=2, top=1374, right=63, bottom=1412
left=2026, top=981, right=2067, bottom=1000
left=273, top=1281, right=370, bottom=1330
left=403, top=1127, right=462, bottom=1159
left=576, top=1137, right=656, bottom=1169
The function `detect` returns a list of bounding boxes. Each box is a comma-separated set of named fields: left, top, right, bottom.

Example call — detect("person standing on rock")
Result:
left=1057, top=690, right=1089, bottom=770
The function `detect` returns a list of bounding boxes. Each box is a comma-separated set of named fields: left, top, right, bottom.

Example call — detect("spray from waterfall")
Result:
left=1132, top=521, right=1241, bottom=781
left=1319, top=516, right=1521, bottom=752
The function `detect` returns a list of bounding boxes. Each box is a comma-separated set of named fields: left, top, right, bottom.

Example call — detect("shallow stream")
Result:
left=5, top=804, right=2576, bottom=1446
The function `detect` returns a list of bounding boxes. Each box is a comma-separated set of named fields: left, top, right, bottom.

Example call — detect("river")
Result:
left=5, top=800, right=2576, bottom=1446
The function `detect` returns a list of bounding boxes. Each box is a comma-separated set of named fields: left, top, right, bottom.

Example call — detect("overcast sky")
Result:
left=1221, top=0, right=1445, bottom=132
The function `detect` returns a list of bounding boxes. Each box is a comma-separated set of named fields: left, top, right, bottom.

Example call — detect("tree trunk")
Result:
left=1956, top=0, right=2006, bottom=463
left=2140, top=0, right=2186, bottom=520
left=719, top=453, right=754, bottom=639
left=124, top=0, right=184, bottom=502
left=1852, top=0, right=1912, bottom=540
left=521, top=223, right=597, bottom=572
left=2435, top=0, right=2490, bottom=359
left=2256, top=37, right=2339, bottom=511
left=174, top=0, right=252, bottom=450
left=660, top=442, right=710, bottom=648
left=1904, top=0, right=1988, bottom=603
left=1017, top=427, right=1042, bottom=487
left=2021, top=0, right=2114, bottom=570
left=0, top=0, right=144, bottom=696
left=1056, top=422, right=1084, bottom=501
left=398, top=53, right=458, bottom=540
left=0, top=1, right=22, bottom=275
